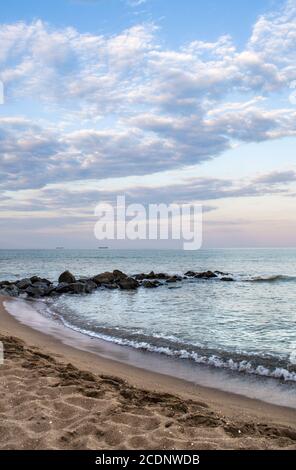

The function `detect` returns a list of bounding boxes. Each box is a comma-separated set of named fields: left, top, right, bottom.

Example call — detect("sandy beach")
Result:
left=0, top=295, right=296, bottom=450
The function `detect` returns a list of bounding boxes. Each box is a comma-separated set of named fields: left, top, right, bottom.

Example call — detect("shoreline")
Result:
left=4, top=296, right=296, bottom=409
left=1, top=295, right=296, bottom=449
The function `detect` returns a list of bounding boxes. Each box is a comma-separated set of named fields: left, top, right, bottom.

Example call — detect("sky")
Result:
left=0, top=0, right=295, bottom=248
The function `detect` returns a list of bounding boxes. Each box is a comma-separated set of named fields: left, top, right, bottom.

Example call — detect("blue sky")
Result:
left=0, top=0, right=295, bottom=248
left=0, top=0, right=280, bottom=47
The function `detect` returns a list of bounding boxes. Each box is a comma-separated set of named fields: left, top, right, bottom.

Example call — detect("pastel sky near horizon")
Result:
left=0, top=0, right=296, bottom=248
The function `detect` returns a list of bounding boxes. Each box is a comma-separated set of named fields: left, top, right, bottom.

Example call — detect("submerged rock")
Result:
left=58, top=271, right=76, bottom=284
left=221, top=277, right=234, bottom=282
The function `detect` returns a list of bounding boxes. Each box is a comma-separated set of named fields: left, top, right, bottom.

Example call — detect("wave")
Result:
left=243, top=274, right=296, bottom=283
left=47, top=304, right=296, bottom=384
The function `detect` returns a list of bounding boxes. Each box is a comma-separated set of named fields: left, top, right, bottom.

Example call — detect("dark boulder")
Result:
left=0, top=280, right=12, bottom=287
left=84, top=280, right=97, bottom=293
left=68, top=282, right=87, bottom=295
left=221, top=277, right=234, bottom=282
left=113, top=270, right=128, bottom=281
left=102, top=283, right=118, bottom=289
left=195, top=271, right=217, bottom=279
left=16, top=278, right=32, bottom=290
left=30, top=276, right=51, bottom=285
left=185, top=271, right=196, bottom=277
left=157, top=273, right=170, bottom=280
left=24, top=281, right=53, bottom=297
left=134, top=273, right=146, bottom=281
left=58, top=271, right=76, bottom=284
left=214, top=271, right=229, bottom=276
left=54, top=282, right=72, bottom=294
left=92, top=272, right=115, bottom=285
left=166, top=275, right=183, bottom=283
left=118, top=277, right=139, bottom=290
left=0, top=284, right=19, bottom=297
left=134, top=272, right=170, bottom=281
left=142, top=280, right=160, bottom=288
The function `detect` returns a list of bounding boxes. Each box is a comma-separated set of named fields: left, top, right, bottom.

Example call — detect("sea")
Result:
left=1, top=248, right=296, bottom=406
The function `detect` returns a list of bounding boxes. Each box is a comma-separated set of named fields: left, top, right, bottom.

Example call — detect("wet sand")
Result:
left=0, top=296, right=296, bottom=450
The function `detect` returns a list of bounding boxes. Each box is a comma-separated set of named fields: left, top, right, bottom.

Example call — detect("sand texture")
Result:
left=1, top=332, right=296, bottom=450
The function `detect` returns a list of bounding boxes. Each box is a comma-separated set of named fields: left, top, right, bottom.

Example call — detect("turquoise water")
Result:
left=1, top=249, right=296, bottom=382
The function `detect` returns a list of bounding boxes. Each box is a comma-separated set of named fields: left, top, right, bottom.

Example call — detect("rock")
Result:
left=214, top=271, right=229, bottom=276
left=146, top=271, right=157, bottom=279
left=68, top=282, right=87, bottom=294
left=166, top=275, right=183, bottom=283
left=185, top=271, right=196, bottom=277
left=102, top=283, right=118, bottom=289
left=58, top=271, right=76, bottom=284
left=0, top=284, right=19, bottom=297
left=156, top=273, right=171, bottom=280
left=24, top=285, right=43, bottom=298
left=54, top=282, right=72, bottom=294
left=221, top=277, right=234, bottom=282
left=134, top=273, right=146, bottom=281
left=118, top=277, right=139, bottom=290
left=142, top=280, right=160, bottom=288
left=16, top=278, right=32, bottom=290
left=24, top=282, right=52, bottom=297
left=30, top=276, right=51, bottom=285
left=134, top=272, right=170, bottom=281
left=195, top=271, right=217, bottom=279
left=113, top=270, right=128, bottom=281
left=0, top=280, right=12, bottom=287
left=84, top=280, right=97, bottom=293
left=92, top=272, right=115, bottom=285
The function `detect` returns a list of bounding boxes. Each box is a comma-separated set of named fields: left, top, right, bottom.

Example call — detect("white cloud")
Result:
left=0, top=1, right=295, bottom=195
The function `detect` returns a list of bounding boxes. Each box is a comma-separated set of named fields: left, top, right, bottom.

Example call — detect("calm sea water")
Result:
left=1, top=249, right=296, bottom=383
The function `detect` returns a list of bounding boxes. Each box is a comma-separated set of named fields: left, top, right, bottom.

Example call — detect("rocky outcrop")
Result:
left=58, top=271, right=76, bottom=284
left=0, top=267, right=237, bottom=299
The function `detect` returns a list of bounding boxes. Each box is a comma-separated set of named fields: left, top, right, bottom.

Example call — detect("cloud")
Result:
left=2, top=168, right=295, bottom=220
left=254, top=170, right=296, bottom=184
left=127, top=0, right=147, bottom=6
left=0, top=1, right=295, bottom=195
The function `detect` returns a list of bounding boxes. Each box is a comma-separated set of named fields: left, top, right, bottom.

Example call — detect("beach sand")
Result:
left=0, top=295, right=296, bottom=450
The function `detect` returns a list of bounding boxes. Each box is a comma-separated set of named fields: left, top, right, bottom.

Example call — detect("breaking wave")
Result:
left=48, top=304, right=296, bottom=383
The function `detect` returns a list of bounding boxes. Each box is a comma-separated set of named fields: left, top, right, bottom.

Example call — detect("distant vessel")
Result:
left=98, top=246, right=109, bottom=249
left=56, top=247, right=65, bottom=250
